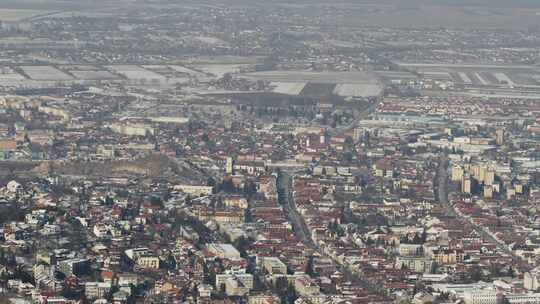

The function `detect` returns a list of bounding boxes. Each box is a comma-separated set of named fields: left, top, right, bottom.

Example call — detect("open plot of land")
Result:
left=240, top=71, right=380, bottom=84
left=19, top=66, right=73, bottom=81
left=511, top=73, right=540, bottom=86
left=420, top=71, right=453, bottom=81
left=271, top=82, right=306, bottom=95
left=333, top=83, right=384, bottom=98
left=181, top=55, right=261, bottom=65
left=457, top=72, right=472, bottom=84
left=169, top=65, right=208, bottom=78
left=70, top=70, right=118, bottom=80
left=300, top=83, right=337, bottom=96
left=479, top=72, right=499, bottom=85
left=62, top=65, right=102, bottom=71
left=472, top=73, right=489, bottom=86
left=141, top=66, right=190, bottom=83
left=192, top=36, right=228, bottom=46
left=193, top=64, right=252, bottom=78
left=375, top=71, right=418, bottom=81
left=396, top=63, right=538, bottom=69
left=398, top=62, right=540, bottom=88
left=106, top=65, right=166, bottom=81
left=493, top=72, right=516, bottom=86
left=0, top=68, right=25, bottom=81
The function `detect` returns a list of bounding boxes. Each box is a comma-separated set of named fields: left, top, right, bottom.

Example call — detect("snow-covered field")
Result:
left=475, top=73, right=490, bottom=85
left=241, top=71, right=379, bottom=84
left=20, top=66, right=73, bottom=81
left=0, top=68, right=25, bottom=81
left=193, top=36, right=228, bottom=46
left=193, top=64, right=251, bottom=78
left=106, top=65, right=166, bottom=81
left=271, top=82, right=306, bottom=95
left=458, top=72, right=472, bottom=84
left=169, top=65, right=207, bottom=78
left=70, top=70, right=118, bottom=80
left=493, top=72, right=516, bottom=86
left=333, top=83, right=383, bottom=98
left=421, top=71, right=453, bottom=80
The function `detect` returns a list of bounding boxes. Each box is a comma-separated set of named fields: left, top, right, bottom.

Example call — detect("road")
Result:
left=273, top=101, right=389, bottom=292
left=277, top=171, right=315, bottom=247
left=277, top=170, right=387, bottom=294
left=436, top=157, right=450, bottom=205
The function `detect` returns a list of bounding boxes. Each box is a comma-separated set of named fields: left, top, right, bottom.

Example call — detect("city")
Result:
left=0, top=1, right=539, bottom=304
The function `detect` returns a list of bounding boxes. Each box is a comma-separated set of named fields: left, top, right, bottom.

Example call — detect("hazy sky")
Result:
left=2, top=0, right=540, bottom=9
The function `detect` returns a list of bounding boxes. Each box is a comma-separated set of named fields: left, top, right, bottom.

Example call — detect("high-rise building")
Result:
left=451, top=166, right=464, bottom=182
left=485, top=170, right=495, bottom=186
left=496, top=129, right=504, bottom=146
left=462, top=174, right=472, bottom=194
left=524, top=271, right=540, bottom=291
left=226, top=157, right=234, bottom=174
left=483, top=185, right=493, bottom=199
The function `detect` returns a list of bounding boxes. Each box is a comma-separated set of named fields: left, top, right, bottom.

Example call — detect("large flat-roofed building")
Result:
left=398, top=244, right=424, bottom=257
left=136, top=255, right=160, bottom=269
left=58, top=258, right=91, bottom=276
left=396, top=256, right=432, bottom=273
left=195, top=207, right=245, bottom=224
left=525, top=271, right=540, bottom=291
left=216, top=273, right=254, bottom=296
left=294, top=275, right=320, bottom=297
left=463, top=291, right=500, bottom=304
left=505, top=293, right=540, bottom=304
left=206, top=243, right=241, bottom=260
left=109, top=122, right=155, bottom=137
left=262, top=257, right=287, bottom=275
left=174, top=184, right=213, bottom=196
left=432, top=282, right=495, bottom=298
left=85, top=282, right=112, bottom=300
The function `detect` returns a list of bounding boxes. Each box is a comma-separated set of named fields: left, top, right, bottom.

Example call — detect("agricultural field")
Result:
left=141, top=65, right=190, bottom=83
left=69, top=70, right=118, bottom=80
left=333, top=83, right=384, bottom=98
left=105, top=65, right=166, bottom=81
left=240, top=70, right=380, bottom=84
left=169, top=65, right=208, bottom=79
left=19, top=66, right=73, bottom=81
left=192, top=36, right=228, bottom=46
left=271, top=82, right=306, bottom=95
left=193, top=64, right=253, bottom=78
left=0, top=67, right=25, bottom=81
left=397, top=63, right=540, bottom=88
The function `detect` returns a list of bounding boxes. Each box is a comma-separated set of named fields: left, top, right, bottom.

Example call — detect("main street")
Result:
left=277, top=170, right=387, bottom=294
left=277, top=171, right=315, bottom=248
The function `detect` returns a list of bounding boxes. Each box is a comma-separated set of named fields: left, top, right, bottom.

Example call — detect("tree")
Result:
left=221, top=179, right=236, bottom=193
left=104, top=196, right=114, bottom=205
left=207, top=177, right=216, bottom=187
left=150, top=196, right=163, bottom=207
left=470, top=266, right=483, bottom=282
left=306, top=255, right=315, bottom=277
left=243, top=180, right=258, bottom=198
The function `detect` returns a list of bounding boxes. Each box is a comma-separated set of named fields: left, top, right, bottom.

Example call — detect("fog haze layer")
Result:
left=0, top=0, right=539, bottom=29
